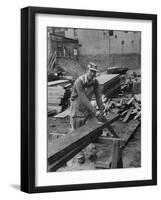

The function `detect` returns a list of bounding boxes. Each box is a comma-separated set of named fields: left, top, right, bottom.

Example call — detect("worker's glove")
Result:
left=96, top=111, right=107, bottom=122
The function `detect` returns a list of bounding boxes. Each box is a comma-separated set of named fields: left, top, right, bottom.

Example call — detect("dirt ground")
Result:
left=48, top=116, right=141, bottom=172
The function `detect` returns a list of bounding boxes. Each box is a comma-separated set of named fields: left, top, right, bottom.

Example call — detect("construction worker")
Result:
left=69, top=62, right=119, bottom=164
left=70, top=62, right=105, bottom=131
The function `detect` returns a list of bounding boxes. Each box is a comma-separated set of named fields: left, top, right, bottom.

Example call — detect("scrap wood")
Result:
left=134, top=94, right=141, bottom=103
left=96, top=136, right=126, bottom=144
left=127, top=97, right=134, bottom=105
left=134, top=111, right=141, bottom=120
left=133, top=101, right=141, bottom=110
left=94, top=157, right=112, bottom=169
left=54, top=108, right=70, bottom=119
left=101, top=92, right=141, bottom=122
left=120, top=109, right=128, bottom=116
left=131, top=109, right=138, bottom=115
left=123, top=107, right=133, bottom=123
left=121, top=84, right=128, bottom=90
left=119, top=99, right=123, bottom=107
left=63, top=83, right=72, bottom=89
left=111, top=140, right=120, bottom=168
left=102, top=95, right=107, bottom=103
left=48, top=79, right=70, bottom=87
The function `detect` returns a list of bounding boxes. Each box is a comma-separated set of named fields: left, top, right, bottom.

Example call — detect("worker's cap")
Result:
left=88, top=62, right=99, bottom=72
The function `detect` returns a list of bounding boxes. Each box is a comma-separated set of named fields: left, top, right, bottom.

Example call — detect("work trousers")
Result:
left=70, top=116, right=87, bottom=131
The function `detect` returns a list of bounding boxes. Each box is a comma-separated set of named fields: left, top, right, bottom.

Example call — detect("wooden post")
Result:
left=111, top=140, right=120, bottom=168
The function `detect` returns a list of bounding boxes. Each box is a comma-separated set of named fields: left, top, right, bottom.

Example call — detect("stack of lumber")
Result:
left=48, top=80, right=72, bottom=116
left=107, top=66, right=128, bottom=75
left=96, top=74, right=121, bottom=98
left=48, top=85, right=65, bottom=115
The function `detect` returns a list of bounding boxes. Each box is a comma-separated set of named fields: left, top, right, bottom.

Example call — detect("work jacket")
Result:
left=70, top=74, right=104, bottom=118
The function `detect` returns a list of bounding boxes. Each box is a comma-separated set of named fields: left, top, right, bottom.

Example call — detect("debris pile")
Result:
left=92, top=94, right=141, bottom=122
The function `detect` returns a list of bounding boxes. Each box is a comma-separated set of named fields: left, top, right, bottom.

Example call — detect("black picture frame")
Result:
left=21, top=6, right=157, bottom=193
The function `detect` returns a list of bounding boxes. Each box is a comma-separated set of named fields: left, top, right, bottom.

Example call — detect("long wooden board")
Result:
left=53, top=108, right=70, bottom=118
left=48, top=80, right=70, bottom=87
left=48, top=139, right=89, bottom=171
left=96, top=74, right=120, bottom=85
left=48, top=114, right=120, bottom=169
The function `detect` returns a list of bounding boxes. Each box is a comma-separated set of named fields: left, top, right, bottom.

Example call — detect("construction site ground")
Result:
left=48, top=117, right=141, bottom=172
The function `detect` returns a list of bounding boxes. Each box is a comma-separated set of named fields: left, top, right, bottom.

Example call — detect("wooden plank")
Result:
left=116, top=120, right=141, bottom=141
left=96, top=74, right=120, bottom=85
left=127, top=97, right=134, bottom=105
left=134, top=111, right=141, bottom=120
left=48, top=139, right=89, bottom=171
left=134, top=94, right=141, bottom=103
left=111, top=140, right=120, bottom=168
left=54, top=108, right=70, bottom=118
left=94, top=161, right=111, bottom=169
left=48, top=114, right=120, bottom=165
left=123, top=107, right=133, bottom=122
left=48, top=87, right=65, bottom=91
left=48, top=121, right=103, bottom=164
left=48, top=105, right=62, bottom=113
left=48, top=91, right=64, bottom=95
left=133, top=101, right=141, bottom=110
left=120, top=121, right=140, bottom=149
left=48, top=100, right=61, bottom=104
left=48, top=80, right=69, bottom=87
left=48, top=98, right=62, bottom=102
left=96, top=136, right=126, bottom=144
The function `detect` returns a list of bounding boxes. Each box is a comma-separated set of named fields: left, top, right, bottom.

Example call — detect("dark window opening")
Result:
left=121, top=40, right=125, bottom=45
left=109, top=30, right=114, bottom=36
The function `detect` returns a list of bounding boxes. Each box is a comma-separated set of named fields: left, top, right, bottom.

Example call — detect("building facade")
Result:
left=65, top=28, right=141, bottom=55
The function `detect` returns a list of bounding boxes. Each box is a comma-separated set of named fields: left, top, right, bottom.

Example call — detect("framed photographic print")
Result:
left=21, top=6, right=157, bottom=193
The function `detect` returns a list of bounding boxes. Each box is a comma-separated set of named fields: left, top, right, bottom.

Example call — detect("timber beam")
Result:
left=48, top=114, right=120, bottom=171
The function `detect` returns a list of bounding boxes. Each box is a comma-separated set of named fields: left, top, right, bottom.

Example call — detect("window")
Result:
left=109, top=30, right=114, bottom=36
left=121, top=40, right=125, bottom=45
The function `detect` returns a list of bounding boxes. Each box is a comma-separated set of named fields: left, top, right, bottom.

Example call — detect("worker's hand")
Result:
left=96, top=111, right=107, bottom=122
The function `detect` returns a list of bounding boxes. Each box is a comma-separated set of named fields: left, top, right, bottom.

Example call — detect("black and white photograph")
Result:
left=47, top=27, right=141, bottom=172
left=20, top=6, right=157, bottom=193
